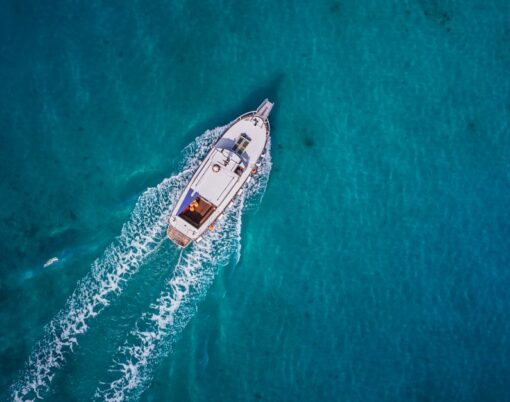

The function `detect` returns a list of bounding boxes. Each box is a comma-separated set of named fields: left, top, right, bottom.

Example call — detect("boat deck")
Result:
left=167, top=225, right=192, bottom=247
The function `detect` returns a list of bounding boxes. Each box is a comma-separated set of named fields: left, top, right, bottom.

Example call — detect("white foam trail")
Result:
left=95, top=199, right=243, bottom=402
left=95, top=140, right=272, bottom=401
left=43, top=258, right=59, bottom=268
left=11, top=125, right=229, bottom=402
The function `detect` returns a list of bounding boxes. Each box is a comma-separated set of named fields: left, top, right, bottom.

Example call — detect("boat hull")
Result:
left=167, top=100, right=272, bottom=248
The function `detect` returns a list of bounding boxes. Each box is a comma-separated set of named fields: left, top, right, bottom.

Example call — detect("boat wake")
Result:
left=94, top=141, right=272, bottom=401
left=11, top=125, right=229, bottom=402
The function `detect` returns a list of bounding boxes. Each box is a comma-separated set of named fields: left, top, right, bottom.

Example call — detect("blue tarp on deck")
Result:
left=177, top=188, right=199, bottom=215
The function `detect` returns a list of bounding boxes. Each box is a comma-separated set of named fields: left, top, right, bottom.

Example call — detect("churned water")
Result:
left=1, top=0, right=509, bottom=401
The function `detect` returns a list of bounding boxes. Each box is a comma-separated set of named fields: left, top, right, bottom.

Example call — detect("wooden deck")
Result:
left=167, top=225, right=192, bottom=248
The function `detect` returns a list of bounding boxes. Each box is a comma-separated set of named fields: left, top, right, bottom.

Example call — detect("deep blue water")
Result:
left=1, top=0, right=510, bottom=401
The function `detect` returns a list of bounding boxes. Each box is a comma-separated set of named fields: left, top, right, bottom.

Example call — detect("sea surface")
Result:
left=1, top=0, right=510, bottom=401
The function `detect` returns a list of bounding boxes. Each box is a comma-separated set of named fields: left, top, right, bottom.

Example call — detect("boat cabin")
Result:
left=175, top=141, right=249, bottom=229
left=178, top=195, right=216, bottom=228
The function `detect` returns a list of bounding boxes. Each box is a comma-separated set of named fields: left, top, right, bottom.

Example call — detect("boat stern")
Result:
left=167, top=225, right=192, bottom=248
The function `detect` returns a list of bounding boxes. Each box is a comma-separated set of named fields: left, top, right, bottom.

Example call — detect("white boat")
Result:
left=167, top=99, right=273, bottom=247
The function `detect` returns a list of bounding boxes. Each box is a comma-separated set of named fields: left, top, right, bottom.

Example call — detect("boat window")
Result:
left=178, top=196, right=216, bottom=229
left=234, top=165, right=244, bottom=176
left=233, top=133, right=251, bottom=155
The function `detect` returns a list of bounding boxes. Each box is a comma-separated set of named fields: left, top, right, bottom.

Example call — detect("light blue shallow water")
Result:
left=1, top=0, right=510, bottom=401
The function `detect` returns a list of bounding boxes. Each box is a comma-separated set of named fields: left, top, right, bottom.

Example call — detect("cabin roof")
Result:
left=192, top=149, right=239, bottom=205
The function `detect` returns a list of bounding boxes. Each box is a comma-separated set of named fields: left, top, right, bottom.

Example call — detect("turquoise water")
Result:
left=1, top=0, right=510, bottom=400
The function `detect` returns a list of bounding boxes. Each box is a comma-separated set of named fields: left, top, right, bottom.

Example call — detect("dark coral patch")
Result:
left=303, top=136, right=315, bottom=148
left=329, top=1, right=341, bottom=14
left=418, top=0, right=452, bottom=29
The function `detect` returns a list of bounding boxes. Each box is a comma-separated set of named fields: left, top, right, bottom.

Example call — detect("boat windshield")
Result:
left=233, top=133, right=251, bottom=155
left=178, top=196, right=216, bottom=228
